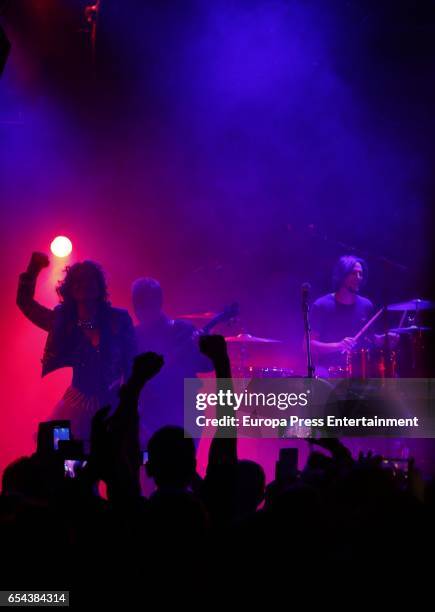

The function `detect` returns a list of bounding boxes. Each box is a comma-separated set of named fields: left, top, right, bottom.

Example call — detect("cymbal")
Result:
left=388, top=326, right=432, bottom=334
left=178, top=311, right=217, bottom=320
left=387, top=299, right=435, bottom=311
left=225, top=333, right=282, bottom=344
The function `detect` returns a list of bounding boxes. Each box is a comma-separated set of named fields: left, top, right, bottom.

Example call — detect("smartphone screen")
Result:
left=142, top=450, right=149, bottom=465
left=64, top=459, right=87, bottom=479
left=53, top=427, right=70, bottom=451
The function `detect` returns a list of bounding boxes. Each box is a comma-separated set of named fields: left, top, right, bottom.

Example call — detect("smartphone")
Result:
left=275, top=447, right=298, bottom=481
left=64, top=459, right=88, bottom=479
left=142, top=450, right=149, bottom=465
left=37, top=420, right=71, bottom=455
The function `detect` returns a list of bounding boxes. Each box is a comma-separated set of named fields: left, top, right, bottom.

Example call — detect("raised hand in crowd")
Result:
left=198, top=335, right=238, bottom=526
left=88, top=352, right=164, bottom=501
left=199, top=333, right=231, bottom=378
left=308, top=436, right=353, bottom=466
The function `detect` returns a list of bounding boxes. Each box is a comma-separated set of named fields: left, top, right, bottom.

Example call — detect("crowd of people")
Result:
left=1, top=334, right=433, bottom=601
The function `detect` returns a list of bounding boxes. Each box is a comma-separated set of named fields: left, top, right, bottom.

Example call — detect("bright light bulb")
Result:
left=50, top=236, right=72, bottom=258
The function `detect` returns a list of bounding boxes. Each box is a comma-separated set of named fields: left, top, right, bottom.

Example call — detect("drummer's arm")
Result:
left=309, top=332, right=354, bottom=355
left=308, top=303, right=344, bottom=355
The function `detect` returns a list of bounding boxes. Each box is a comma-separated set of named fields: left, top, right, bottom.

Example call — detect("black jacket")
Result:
left=17, top=271, right=136, bottom=400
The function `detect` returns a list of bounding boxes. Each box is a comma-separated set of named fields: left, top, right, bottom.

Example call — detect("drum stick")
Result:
left=354, top=307, right=384, bottom=342
left=399, top=310, right=407, bottom=328
left=340, top=307, right=385, bottom=354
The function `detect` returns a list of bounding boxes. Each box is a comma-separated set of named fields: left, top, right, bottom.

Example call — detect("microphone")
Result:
left=301, top=282, right=311, bottom=299
left=301, top=282, right=311, bottom=313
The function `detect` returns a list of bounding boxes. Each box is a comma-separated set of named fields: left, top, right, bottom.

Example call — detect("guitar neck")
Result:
left=197, top=303, right=239, bottom=336
left=202, top=315, right=222, bottom=335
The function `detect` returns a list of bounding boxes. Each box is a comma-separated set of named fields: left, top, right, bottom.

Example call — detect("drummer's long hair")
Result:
left=333, top=255, right=368, bottom=291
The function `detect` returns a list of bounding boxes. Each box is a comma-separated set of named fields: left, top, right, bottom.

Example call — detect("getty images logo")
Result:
left=195, top=389, right=311, bottom=411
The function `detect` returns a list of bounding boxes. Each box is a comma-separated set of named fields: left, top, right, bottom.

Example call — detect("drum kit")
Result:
left=211, top=331, right=293, bottom=378
left=180, top=297, right=435, bottom=380
left=330, top=298, right=435, bottom=379
left=179, top=309, right=293, bottom=378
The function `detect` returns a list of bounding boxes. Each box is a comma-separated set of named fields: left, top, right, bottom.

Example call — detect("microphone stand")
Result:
left=301, top=285, right=315, bottom=449
left=302, top=285, right=315, bottom=379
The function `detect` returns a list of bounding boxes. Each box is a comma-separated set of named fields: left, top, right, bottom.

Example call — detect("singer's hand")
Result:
left=338, top=337, right=356, bottom=352
left=27, top=252, right=50, bottom=276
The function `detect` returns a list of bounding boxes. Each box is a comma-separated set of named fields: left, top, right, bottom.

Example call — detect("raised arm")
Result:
left=88, top=352, right=164, bottom=502
left=199, top=335, right=237, bottom=526
left=16, top=252, right=54, bottom=332
left=199, top=335, right=237, bottom=469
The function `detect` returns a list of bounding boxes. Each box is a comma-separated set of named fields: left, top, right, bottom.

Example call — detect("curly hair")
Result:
left=56, top=260, right=109, bottom=306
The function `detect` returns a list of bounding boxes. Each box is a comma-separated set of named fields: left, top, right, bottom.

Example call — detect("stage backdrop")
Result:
left=1, top=0, right=435, bottom=479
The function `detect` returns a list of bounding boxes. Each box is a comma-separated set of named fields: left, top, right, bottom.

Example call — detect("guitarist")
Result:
left=131, top=277, right=236, bottom=440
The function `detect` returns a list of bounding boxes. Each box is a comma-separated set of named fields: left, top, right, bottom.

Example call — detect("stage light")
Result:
left=50, top=236, right=72, bottom=258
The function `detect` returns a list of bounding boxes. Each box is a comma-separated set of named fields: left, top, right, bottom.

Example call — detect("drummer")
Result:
left=309, top=255, right=374, bottom=377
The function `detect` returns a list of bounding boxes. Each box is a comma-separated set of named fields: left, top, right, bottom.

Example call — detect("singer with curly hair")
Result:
left=17, top=252, right=136, bottom=441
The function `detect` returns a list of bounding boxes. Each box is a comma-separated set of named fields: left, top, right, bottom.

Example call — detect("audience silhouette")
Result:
left=0, top=335, right=431, bottom=602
